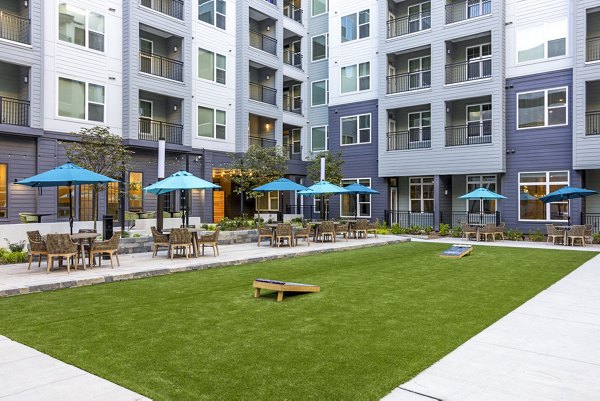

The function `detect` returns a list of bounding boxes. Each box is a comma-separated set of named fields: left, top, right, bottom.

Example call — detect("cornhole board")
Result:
left=440, top=244, right=473, bottom=259
left=253, top=279, right=320, bottom=302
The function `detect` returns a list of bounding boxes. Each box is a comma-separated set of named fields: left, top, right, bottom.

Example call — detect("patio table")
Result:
left=554, top=225, right=572, bottom=245
left=69, top=232, right=101, bottom=269
left=163, top=228, right=211, bottom=257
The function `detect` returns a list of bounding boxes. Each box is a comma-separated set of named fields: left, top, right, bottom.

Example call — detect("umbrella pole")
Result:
left=69, top=184, right=74, bottom=235
left=480, top=198, right=483, bottom=224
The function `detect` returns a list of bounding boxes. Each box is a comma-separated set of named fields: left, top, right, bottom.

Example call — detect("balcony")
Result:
left=588, top=37, right=600, bottom=63
left=586, top=112, right=600, bottom=136
left=249, top=9, right=277, bottom=55
left=249, top=136, right=277, bottom=148
left=387, top=11, right=431, bottom=39
left=249, top=82, right=277, bottom=105
left=139, top=52, right=183, bottom=81
left=283, top=94, right=302, bottom=114
left=0, top=97, right=29, bottom=126
left=283, top=0, right=302, bottom=23
left=138, top=119, right=183, bottom=145
left=387, top=130, right=431, bottom=151
left=0, top=10, right=29, bottom=45
left=249, top=30, right=277, bottom=56
left=586, top=10, right=600, bottom=62
left=140, top=0, right=184, bottom=20
left=387, top=70, right=431, bottom=94
left=283, top=49, right=302, bottom=68
left=445, top=123, right=492, bottom=146
left=445, top=36, right=492, bottom=84
left=445, top=0, right=491, bottom=24
left=585, top=81, right=600, bottom=135
left=284, top=126, right=301, bottom=160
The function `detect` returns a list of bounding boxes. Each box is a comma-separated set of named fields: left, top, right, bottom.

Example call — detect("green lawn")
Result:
left=0, top=243, right=594, bottom=400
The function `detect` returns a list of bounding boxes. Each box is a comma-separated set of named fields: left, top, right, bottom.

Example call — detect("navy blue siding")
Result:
left=502, top=69, right=581, bottom=232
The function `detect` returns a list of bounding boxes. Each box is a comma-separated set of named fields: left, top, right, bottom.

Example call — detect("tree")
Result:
left=307, top=151, right=344, bottom=184
left=62, top=126, right=134, bottom=229
left=227, top=145, right=288, bottom=213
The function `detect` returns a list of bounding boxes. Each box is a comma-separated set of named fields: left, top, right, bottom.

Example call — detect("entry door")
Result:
left=139, top=100, right=153, bottom=139
left=408, top=56, right=430, bottom=89
left=292, top=84, right=302, bottom=111
left=213, top=191, right=225, bottom=223
left=390, top=187, right=398, bottom=224
left=387, top=64, right=396, bottom=93
left=140, top=39, right=154, bottom=74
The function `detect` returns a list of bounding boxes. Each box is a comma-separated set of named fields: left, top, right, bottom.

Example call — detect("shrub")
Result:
left=528, top=229, right=545, bottom=242
left=406, top=225, right=422, bottom=235
left=506, top=228, right=523, bottom=241
left=390, top=224, right=404, bottom=235
left=593, top=232, right=600, bottom=244
left=4, top=238, right=25, bottom=253
left=424, top=226, right=433, bottom=235
left=438, top=223, right=450, bottom=237
left=1, top=251, right=27, bottom=264
left=290, top=217, right=303, bottom=224
left=132, top=233, right=142, bottom=238
left=451, top=226, right=462, bottom=238
left=121, top=230, right=131, bottom=238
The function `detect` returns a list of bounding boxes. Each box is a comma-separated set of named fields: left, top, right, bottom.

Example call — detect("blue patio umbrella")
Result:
left=16, top=163, right=118, bottom=234
left=144, top=171, right=220, bottom=226
left=299, top=181, right=349, bottom=220
left=540, top=186, right=598, bottom=224
left=253, top=178, right=307, bottom=221
left=458, top=187, right=506, bottom=224
left=343, top=183, right=380, bottom=219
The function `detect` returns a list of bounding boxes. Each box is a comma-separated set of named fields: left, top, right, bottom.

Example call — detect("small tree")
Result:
left=307, top=151, right=344, bottom=184
left=228, top=145, right=288, bottom=213
left=62, top=126, right=134, bottom=229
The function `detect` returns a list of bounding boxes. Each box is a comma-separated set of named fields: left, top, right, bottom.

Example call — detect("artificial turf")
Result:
left=0, top=242, right=594, bottom=400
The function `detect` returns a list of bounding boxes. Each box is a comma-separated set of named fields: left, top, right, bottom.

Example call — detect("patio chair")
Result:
left=275, top=223, right=293, bottom=247
left=45, top=234, right=80, bottom=273
left=26, top=230, right=47, bottom=270
left=367, top=219, right=378, bottom=238
left=294, top=226, right=310, bottom=246
left=257, top=225, right=273, bottom=247
left=494, top=222, right=505, bottom=240
left=19, top=213, right=39, bottom=223
left=335, top=222, right=350, bottom=242
left=479, top=223, right=496, bottom=242
left=461, top=223, right=478, bottom=241
left=168, top=228, right=193, bottom=259
left=353, top=219, right=368, bottom=239
left=546, top=224, right=563, bottom=245
left=567, top=225, right=586, bottom=246
left=90, top=232, right=121, bottom=268
left=151, top=226, right=170, bottom=257
left=197, top=228, right=220, bottom=256
left=584, top=224, right=593, bottom=244
left=125, top=211, right=138, bottom=230
left=317, top=221, right=336, bottom=243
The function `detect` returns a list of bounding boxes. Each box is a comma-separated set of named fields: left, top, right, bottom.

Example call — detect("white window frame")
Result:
left=341, top=178, right=372, bottom=218
left=516, top=87, right=568, bottom=130
left=197, top=106, right=227, bottom=140
left=198, top=0, right=226, bottom=30
left=311, top=33, right=328, bottom=62
left=341, top=9, right=369, bottom=43
left=518, top=171, right=569, bottom=222
left=57, top=76, right=105, bottom=123
left=516, top=19, right=567, bottom=64
left=57, top=4, right=105, bottom=53
left=256, top=191, right=279, bottom=211
left=340, top=113, right=371, bottom=146
left=466, top=175, right=497, bottom=213
left=407, top=2, right=431, bottom=33
left=340, top=62, right=370, bottom=94
left=311, top=79, right=329, bottom=107
left=198, top=47, right=226, bottom=84
left=409, top=177, right=434, bottom=213
left=466, top=103, right=492, bottom=138
left=310, top=125, right=328, bottom=152
left=311, top=0, right=328, bottom=17
left=408, top=111, right=431, bottom=143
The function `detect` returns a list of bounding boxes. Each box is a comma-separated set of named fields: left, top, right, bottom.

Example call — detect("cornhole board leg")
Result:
left=254, top=288, right=261, bottom=298
left=277, top=291, right=284, bottom=302
left=253, top=279, right=320, bottom=302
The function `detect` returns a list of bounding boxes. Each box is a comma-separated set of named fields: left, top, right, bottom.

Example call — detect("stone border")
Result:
left=1, top=237, right=409, bottom=297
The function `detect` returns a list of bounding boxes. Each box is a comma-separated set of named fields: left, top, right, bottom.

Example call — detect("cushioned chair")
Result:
left=90, top=232, right=121, bottom=268
left=151, top=226, right=170, bottom=257
left=45, top=234, right=79, bottom=273
left=19, top=213, right=39, bottom=223
left=168, top=228, right=193, bottom=259
left=26, top=230, right=47, bottom=270
left=197, top=228, right=220, bottom=256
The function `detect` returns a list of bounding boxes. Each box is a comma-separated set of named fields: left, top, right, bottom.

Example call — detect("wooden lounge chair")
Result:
left=294, top=225, right=311, bottom=246
left=45, top=234, right=80, bottom=273
left=197, top=228, right=220, bottom=256
left=546, top=224, right=563, bottom=245
left=567, top=225, right=585, bottom=246
left=257, top=225, right=273, bottom=247
left=479, top=223, right=496, bottom=242
left=317, top=221, right=336, bottom=242
left=151, top=226, right=170, bottom=257
left=90, top=232, right=121, bottom=268
left=169, top=228, right=193, bottom=259
left=335, top=222, right=350, bottom=242
left=353, top=219, right=368, bottom=239
left=275, top=223, right=293, bottom=247
left=461, top=223, right=478, bottom=241
left=26, top=230, right=48, bottom=270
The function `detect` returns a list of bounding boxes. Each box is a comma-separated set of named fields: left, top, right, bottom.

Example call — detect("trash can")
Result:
left=103, top=214, right=114, bottom=240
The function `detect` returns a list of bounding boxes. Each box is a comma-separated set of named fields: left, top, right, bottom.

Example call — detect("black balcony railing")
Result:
left=387, top=130, right=431, bottom=151
left=446, top=59, right=491, bottom=84
left=586, top=111, right=600, bottom=136
left=384, top=211, right=434, bottom=228
left=0, top=11, right=30, bottom=44
left=583, top=213, right=600, bottom=234
left=283, top=95, right=302, bottom=114
left=139, top=51, right=183, bottom=81
left=387, top=11, right=431, bottom=39
left=587, top=36, right=600, bottom=62
left=249, top=30, right=277, bottom=55
left=140, top=0, right=184, bottom=20
left=445, top=0, right=491, bottom=24
left=446, top=123, right=492, bottom=146
left=283, top=49, right=303, bottom=68
left=284, top=143, right=302, bottom=160
left=440, top=211, right=500, bottom=228
left=249, top=82, right=277, bottom=105
left=283, top=2, right=302, bottom=22
left=249, top=136, right=277, bottom=148
left=138, top=118, right=183, bottom=145
left=387, top=70, right=431, bottom=94
left=0, top=97, right=30, bottom=126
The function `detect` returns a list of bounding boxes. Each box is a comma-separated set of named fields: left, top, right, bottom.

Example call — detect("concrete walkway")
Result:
left=383, top=249, right=600, bottom=401
left=0, top=335, right=149, bottom=401
left=0, top=235, right=408, bottom=297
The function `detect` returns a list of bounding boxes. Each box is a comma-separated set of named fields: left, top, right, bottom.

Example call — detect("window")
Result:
left=517, top=19, right=567, bottom=63
left=58, top=78, right=105, bottom=122
left=519, top=171, right=569, bottom=221
left=341, top=178, right=371, bottom=217
left=467, top=103, right=492, bottom=138
left=467, top=44, right=491, bottom=80
left=59, top=4, right=105, bottom=51
left=312, top=34, right=328, bottom=61
left=341, top=114, right=370, bottom=145
left=517, top=87, right=567, bottom=129
left=0, top=164, right=6, bottom=218
left=312, top=0, right=328, bottom=16
left=256, top=191, right=279, bottom=211
left=314, top=196, right=328, bottom=213
left=79, top=184, right=94, bottom=221
left=128, top=172, right=143, bottom=212
left=341, top=10, right=369, bottom=42
left=106, top=182, right=119, bottom=221
left=198, top=48, right=226, bottom=84
left=408, top=111, right=431, bottom=143
left=408, top=56, right=431, bottom=90
left=198, top=106, right=226, bottom=139
left=311, top=126, right=328, bottom=152
left=466, top=175, right=496, bottom=213
left=57, top=186, right=74, bottom=218
left=407, top=2, right=431, bottom=33
left=198, top=0, right=226, bottom=29
left=409, top=177, right=434, bottom=213
left=341, top=62, right=370, bottom=93
left=311, top=80, right=328, bottom=106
